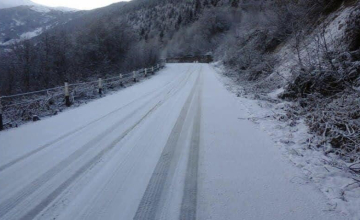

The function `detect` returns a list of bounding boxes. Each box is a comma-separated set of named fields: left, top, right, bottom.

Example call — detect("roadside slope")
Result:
left=198, top=64, right=348, bottom=220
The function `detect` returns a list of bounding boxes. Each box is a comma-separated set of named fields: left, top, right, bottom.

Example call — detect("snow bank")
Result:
left=212, top=63, right=360, bottom=220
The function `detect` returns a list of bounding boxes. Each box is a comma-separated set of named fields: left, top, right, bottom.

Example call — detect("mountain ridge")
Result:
left=0, top=0, right=37, bottom=9
left=0, top=3, right=81, bottom=46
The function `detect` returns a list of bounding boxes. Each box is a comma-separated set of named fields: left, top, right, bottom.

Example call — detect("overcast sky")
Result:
left=32, top=0, right=130, bottom=10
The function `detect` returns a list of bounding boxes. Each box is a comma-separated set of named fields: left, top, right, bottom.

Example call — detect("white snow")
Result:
left=28, top=5, right=77, bottom=13
left=12, top=19, right=25, bottom=26
left=268, top=87, right=284, bottom=99
left=0, top=0, right=37, bottom=9
left=0, top=27, right=43, bottom=46
left=269, top=5, right=355, bottom=83
left=213, top=63, right=360, bottom=220
left=0, top=40, right=15, bottom=46
left=0, top=64, right=352, bottom=220
left=52, top=6, right=78, bottom=12
left=20, top=27, right=43, bottom=39
left=29, top=5, right=51, bottom=13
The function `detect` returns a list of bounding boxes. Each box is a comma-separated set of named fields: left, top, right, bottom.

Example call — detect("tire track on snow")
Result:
left=133, top=71, right=201, bottom=220
left=0, top=66, right=195, bottom=220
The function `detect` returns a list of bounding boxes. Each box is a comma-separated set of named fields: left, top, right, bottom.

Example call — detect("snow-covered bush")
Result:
left=280, top=3, right=360, bottom=162
left=211, top=0, right=360, bottom=163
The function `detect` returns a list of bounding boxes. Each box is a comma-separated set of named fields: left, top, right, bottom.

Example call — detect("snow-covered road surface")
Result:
left=0, top=64, right=348, bottom=220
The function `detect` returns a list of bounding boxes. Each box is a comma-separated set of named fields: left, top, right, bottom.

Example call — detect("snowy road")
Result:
left=0, top=64, right=347, bottom=220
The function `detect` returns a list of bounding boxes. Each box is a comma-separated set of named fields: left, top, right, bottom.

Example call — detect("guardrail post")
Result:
left=98, top=78, right=103, bottom=95
left=64, top=81, right=71, bottom=107
left=145, top=68, right=147, bottom=78
left=0, top=97, right=3, bottom=131
left=152, top=67, right=154, bottom=75
left=120, top=73, right=124, bottom=87
left=133, top=71, right=137, bottom=82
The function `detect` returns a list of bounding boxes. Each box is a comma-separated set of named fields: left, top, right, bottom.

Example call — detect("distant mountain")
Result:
left=0, top=0, right=37, bottom=9
left=0, top=4, right=81, bottom=46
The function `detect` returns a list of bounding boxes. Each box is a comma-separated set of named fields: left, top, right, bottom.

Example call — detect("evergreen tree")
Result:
left=203, top=0, right=210, bottom=8
left=159, top=29, right=164, bottom=42
left=176, top=14, right=182, bottom=29
left=211, top=0, right=219, bottom=7
left=195, top=0, right=202, bottom=14
left=231, top=0, right=239, bottom=8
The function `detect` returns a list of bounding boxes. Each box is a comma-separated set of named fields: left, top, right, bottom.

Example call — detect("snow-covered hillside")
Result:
left=0, top=0, right=76, bottom=11
left=0, top=5, right=80, bottom=46
left=0, top=0, right=37, bottom=9
left=0, top=0, right=79, bottom=46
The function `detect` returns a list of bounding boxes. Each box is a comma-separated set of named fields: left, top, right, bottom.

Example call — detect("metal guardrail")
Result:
left=0, top=63, right=166, bottom=130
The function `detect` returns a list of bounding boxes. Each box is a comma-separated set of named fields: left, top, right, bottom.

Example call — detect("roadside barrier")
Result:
left=0, top=63, right=166, bottom=130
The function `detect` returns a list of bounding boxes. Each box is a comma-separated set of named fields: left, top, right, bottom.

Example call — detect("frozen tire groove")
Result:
left=133, top=73, right=200, bottom=220
left=179, top=71, right=202, bottom=220
left=0, top=84, right=179, bottom=220
left=0, top=67, right=194, bottom=220
left=0, top=104, right=143, bottom=219
left=19, top=67, right=195, bottom=220
left=18, top=103, right=160, bottom=220
left=0, top=70, right=184, bottom=173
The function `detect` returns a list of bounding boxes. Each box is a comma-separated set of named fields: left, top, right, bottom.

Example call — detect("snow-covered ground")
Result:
left=0, top=64, right=350, bottom=220
left=212, top=62, right=360, bottom=220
